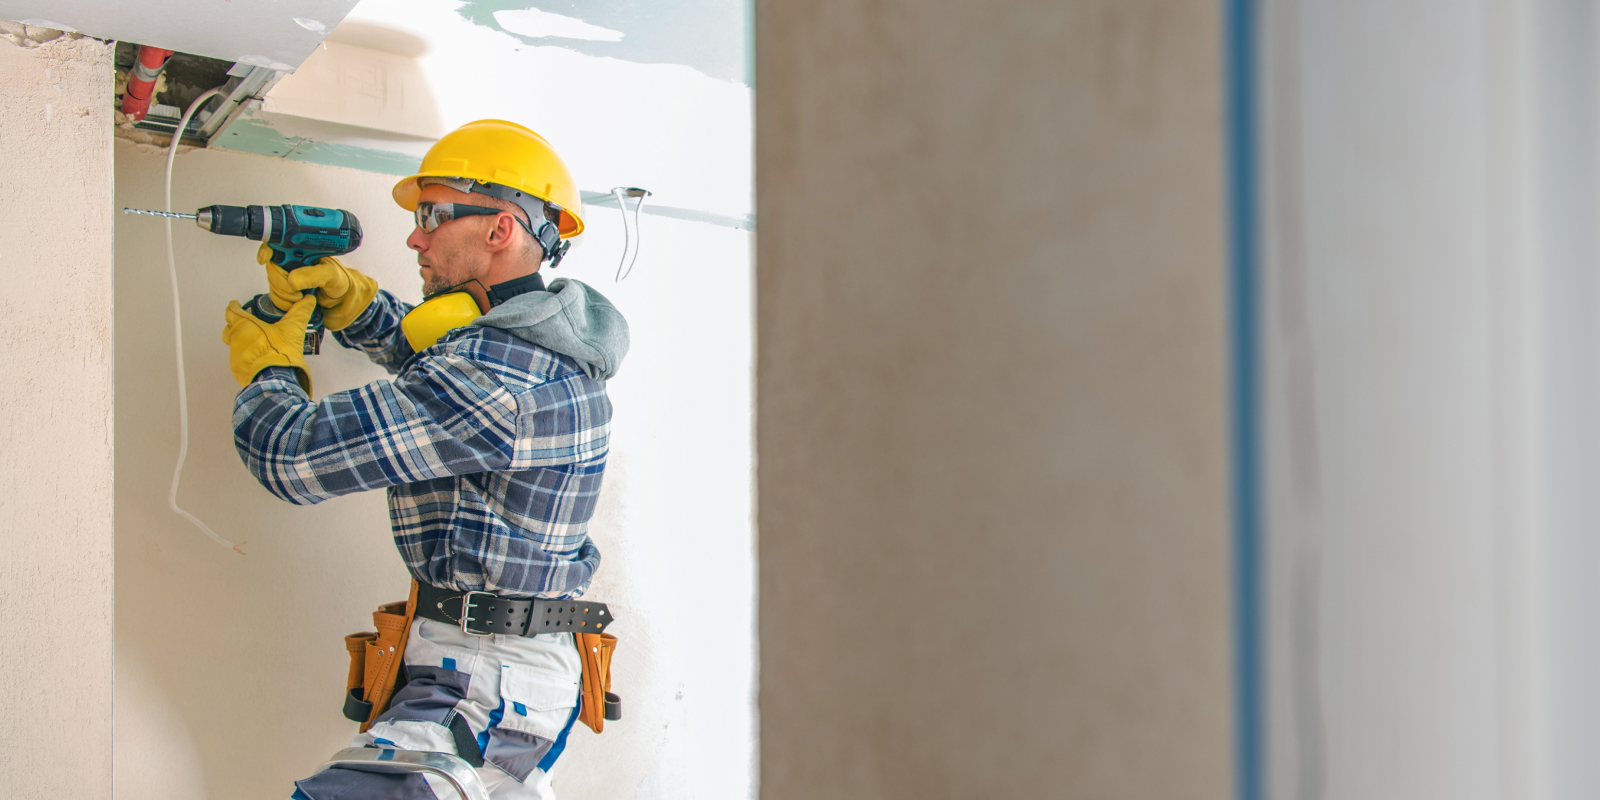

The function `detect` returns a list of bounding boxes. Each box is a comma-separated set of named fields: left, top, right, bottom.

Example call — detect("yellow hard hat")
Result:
left=393, top=119, right=585, bottom=238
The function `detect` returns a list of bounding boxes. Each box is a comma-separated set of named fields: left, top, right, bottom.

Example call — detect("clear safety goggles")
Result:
left=413, top=201, right=512, bottom=234
left=413, top=200, right=561, bottom=236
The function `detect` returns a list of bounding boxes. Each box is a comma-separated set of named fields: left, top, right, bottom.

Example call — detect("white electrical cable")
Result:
left=162, top=87, right=243, bottom=554
left=611, top=187, right=650, bottom=282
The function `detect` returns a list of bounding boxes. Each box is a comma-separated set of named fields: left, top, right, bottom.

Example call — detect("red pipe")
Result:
left=121, top=45, right=174, bottom=121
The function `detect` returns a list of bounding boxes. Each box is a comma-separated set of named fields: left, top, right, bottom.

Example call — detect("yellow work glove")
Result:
left=222, top=293, right=316, bottom=394
left=257, top=243, right=379, bottom=331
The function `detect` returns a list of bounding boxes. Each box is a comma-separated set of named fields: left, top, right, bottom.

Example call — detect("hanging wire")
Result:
left=611, top=187, right=651, bottom=281
left=162, top=87, right=245, bottom=554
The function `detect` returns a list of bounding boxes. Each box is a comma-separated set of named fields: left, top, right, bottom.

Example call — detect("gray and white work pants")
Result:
left=291, top=617, right=585, bottom=800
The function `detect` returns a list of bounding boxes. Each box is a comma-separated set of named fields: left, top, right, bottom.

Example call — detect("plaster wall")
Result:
left=755, top=1, right=1234, bottom=798
left=0, top=34, right=114, bottom=800
left=113, top=140, right=752, bottom=799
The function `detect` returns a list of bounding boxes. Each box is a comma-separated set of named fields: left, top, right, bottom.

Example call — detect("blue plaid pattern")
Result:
left=233, top=291, right=610, bottom=598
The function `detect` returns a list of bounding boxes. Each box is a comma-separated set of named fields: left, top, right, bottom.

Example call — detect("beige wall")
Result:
left=754, top=1, right=1233, bottom=798
left=113, top=138, right=755, bottom=799
left=0, top=34, right=114, bottom=800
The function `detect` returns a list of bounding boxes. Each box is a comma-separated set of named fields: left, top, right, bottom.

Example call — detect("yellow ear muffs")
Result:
left=401, top=291, right=483, bottom=353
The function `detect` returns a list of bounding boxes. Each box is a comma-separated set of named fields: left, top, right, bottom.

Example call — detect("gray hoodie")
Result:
left=471, top=277, right=630, bottom=380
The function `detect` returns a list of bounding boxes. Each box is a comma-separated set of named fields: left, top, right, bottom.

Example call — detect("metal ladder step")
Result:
left=313, top=747, right=491, bottom=800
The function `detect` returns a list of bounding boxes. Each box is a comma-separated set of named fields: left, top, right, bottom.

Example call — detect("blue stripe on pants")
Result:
left=536, top=693, right=583, bottom=772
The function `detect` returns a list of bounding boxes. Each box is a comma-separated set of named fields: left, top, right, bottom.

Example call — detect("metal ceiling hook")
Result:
left=611, top=187, right=651, bottom=281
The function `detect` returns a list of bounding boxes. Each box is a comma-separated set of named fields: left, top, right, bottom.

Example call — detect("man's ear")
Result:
left=483, top=213, right=520, bottom=253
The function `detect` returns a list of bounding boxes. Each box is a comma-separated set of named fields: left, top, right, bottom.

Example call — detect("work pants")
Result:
left=291, top=617, right=585, bottom=800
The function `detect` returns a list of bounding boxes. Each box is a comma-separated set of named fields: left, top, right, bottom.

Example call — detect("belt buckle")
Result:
left=459, top=591, right=495, bottom=637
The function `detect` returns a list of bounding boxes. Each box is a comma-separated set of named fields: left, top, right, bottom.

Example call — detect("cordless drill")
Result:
left=123, top=204, right=365, bottom=354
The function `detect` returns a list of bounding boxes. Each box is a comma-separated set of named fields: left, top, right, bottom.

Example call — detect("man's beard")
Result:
left=420, top=237, right=481, bottom=297
left=422, top=272, right=457, bottom=297
left=421, top=253, right=472, bottom=297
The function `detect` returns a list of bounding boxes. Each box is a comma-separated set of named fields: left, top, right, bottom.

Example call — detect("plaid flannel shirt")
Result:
left=233, top=289, right=611, bottom=598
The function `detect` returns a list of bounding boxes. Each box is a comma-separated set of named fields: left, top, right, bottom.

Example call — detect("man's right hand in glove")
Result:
left=259, top=243, right=379, bottom=331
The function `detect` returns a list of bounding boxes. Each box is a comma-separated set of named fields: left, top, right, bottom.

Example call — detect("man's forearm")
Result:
left=332, top=289, right=416, bottom=373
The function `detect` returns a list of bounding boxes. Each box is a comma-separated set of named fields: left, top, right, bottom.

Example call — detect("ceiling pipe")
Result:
left=121, top=45, right=174, bottom=121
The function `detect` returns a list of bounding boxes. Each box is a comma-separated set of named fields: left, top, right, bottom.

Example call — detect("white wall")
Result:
left=0, top=32, right=114, bottom=800
left=113, top=138, right=752, bottom=798
left=1261, top=1, right=1600, bottom=798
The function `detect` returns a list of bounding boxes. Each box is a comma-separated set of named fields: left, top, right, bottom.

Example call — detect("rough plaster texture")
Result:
left=755, top=1, right=1233, bottom=798
left=114, top=139, right=753, bottom=799
left=0, top=34, right=115, bottom=800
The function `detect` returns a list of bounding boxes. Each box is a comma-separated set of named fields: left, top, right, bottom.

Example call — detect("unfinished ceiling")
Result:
left=0, top=0, right=359, bottom=70
left=13, top=0, right=749, bottom=228
left=211, top=0, right=753, bottom=228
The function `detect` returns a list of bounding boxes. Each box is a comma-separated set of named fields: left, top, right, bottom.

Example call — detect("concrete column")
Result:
left=755, top=1, right=1234, bottom=798
left=0, top=33, right=114, bottom=800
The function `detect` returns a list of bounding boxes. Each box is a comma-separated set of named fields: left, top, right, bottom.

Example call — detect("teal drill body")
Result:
left=197, top=204, right=364, bottom=268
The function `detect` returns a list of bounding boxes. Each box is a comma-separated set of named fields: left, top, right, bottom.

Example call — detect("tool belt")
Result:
left=342, top=582, right=622, bottom=735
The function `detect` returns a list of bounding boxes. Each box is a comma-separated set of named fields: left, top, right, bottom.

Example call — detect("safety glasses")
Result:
left=413, top=201, right=510, bottom=234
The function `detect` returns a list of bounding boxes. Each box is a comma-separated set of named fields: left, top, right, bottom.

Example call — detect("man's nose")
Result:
left=406, top=226, right=428, bottom=251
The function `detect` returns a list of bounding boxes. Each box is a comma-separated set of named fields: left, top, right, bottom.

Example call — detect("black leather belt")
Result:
left=417, top=583, right=615, bottom=638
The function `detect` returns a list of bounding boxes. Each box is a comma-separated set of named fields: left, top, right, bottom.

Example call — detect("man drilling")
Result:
left=220, top=120, right=628, bottom=800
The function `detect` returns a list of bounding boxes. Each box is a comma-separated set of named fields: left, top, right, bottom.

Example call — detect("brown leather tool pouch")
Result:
left=342, top=631, right=377, bottom=722
left=341, top=581, right=419, bottom=732
left=575, top=631, right=621, bottom=733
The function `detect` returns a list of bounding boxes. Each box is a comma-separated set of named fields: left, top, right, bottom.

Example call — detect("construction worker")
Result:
left=220, top=119, right=628, bottom=800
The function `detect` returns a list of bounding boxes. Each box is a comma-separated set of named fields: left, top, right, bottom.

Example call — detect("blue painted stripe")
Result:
left=536, top=694, right=583, bottom=773
left=1225, top=1, right=1264, bottom=799
left=372, top=737, right=396, bottom=747
left=477, top=698, right=506, bottom=754
left=513, top=701, right=527, bottom=716
left=442, top=657, right=457, bottom=671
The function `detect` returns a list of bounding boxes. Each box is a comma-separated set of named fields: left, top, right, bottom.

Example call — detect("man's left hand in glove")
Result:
left=222, top=293, right=317, bottom=394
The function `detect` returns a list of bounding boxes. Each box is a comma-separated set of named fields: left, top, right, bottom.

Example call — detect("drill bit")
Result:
left=123, top=207, right=198, bottom=219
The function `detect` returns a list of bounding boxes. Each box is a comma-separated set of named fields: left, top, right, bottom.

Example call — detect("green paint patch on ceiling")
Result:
left=457, top=0, right=747, bottom=85
left=210, top=112, right=423, bottom=176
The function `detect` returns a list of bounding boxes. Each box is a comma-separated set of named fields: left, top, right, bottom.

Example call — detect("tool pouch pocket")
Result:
left=575, top=631, right=621, bottom=734
left=341, top=582, right=419, bottom=733
left=342, top=631, right=377, bottom=723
